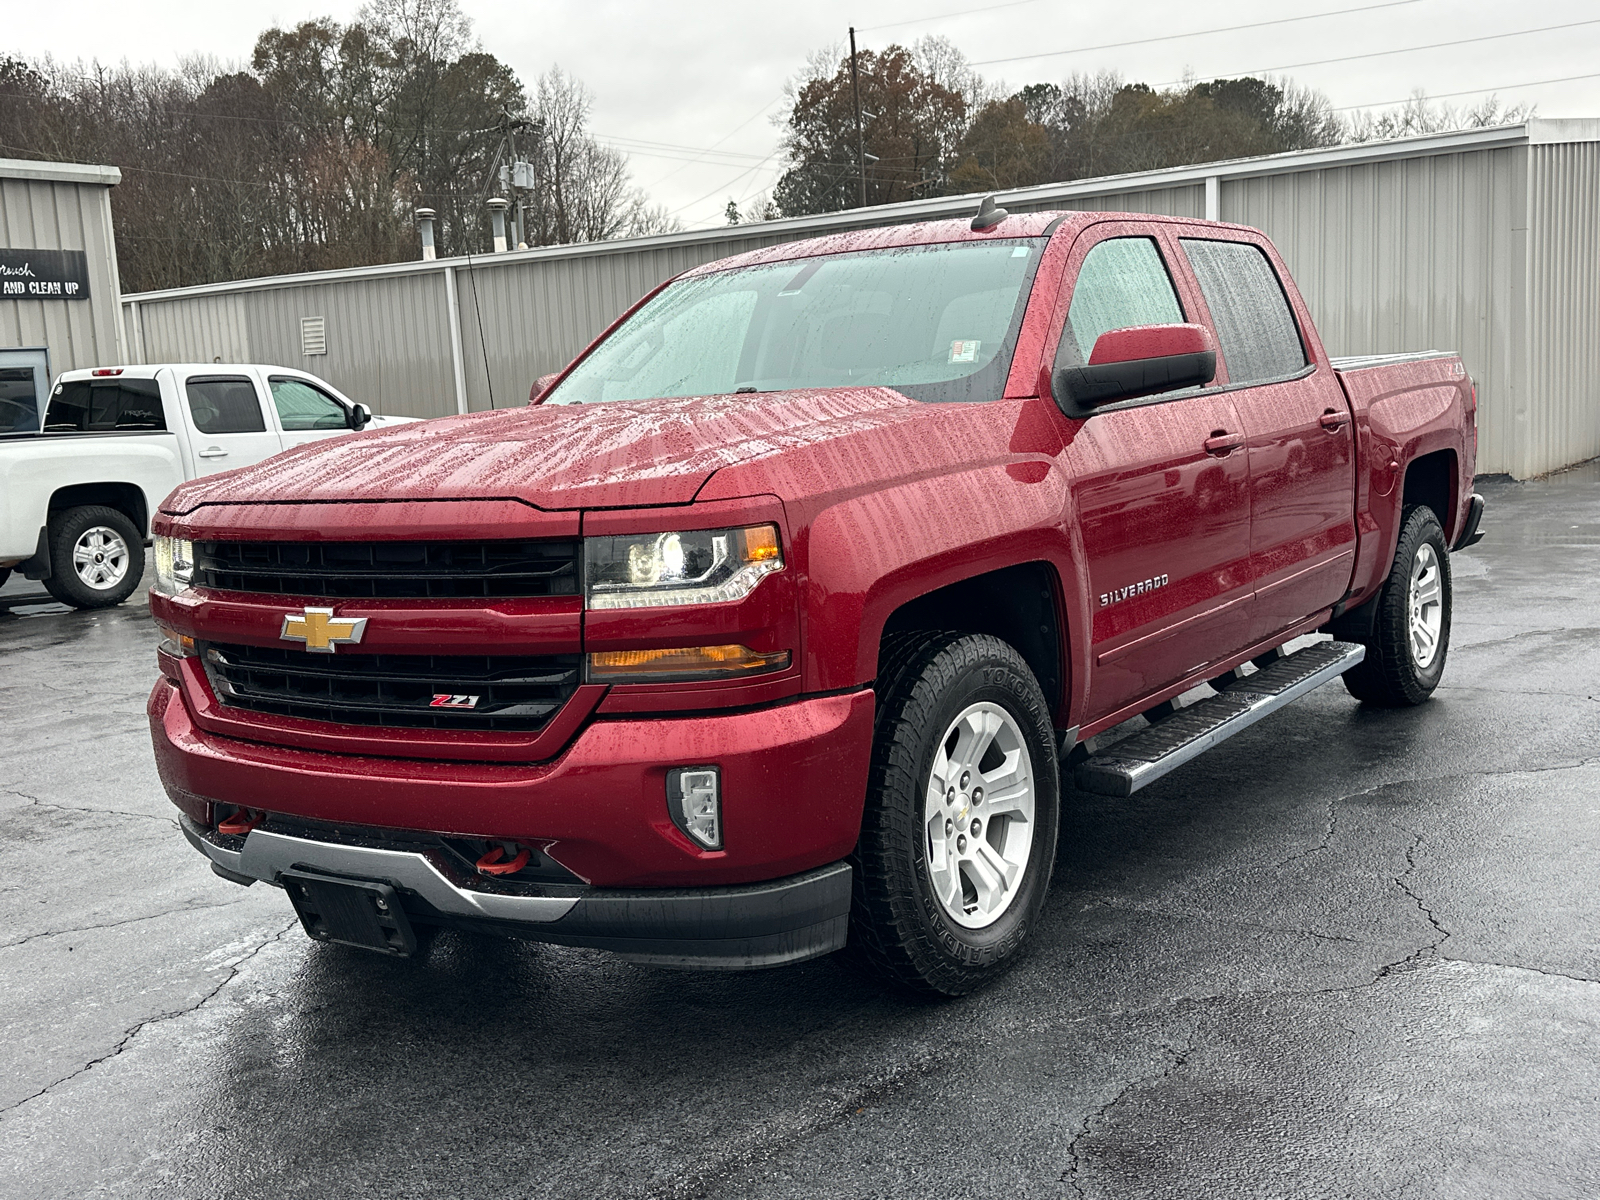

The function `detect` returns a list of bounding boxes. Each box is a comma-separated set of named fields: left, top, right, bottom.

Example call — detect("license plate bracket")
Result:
left=282, top=869, right=417, bottom=956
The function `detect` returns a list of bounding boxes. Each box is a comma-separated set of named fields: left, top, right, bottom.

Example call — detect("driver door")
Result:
left=267, top=373, right=359, bottom=450
left=1049, top=224, right=1255, bottom=725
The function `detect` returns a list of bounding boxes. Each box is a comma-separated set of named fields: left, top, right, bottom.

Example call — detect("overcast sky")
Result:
left=8, top=0, right=1599, bottom=229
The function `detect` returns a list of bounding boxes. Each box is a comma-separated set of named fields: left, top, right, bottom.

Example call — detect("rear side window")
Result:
left=269, top=376, right=348, bottom=431
left=1180, top=239, right=1307, bottom=384
left=1058, top=238, right=1185, bottom=368
left=186, top=376, right=266, bottom=434
left=43, top=378, right=167, bottom=432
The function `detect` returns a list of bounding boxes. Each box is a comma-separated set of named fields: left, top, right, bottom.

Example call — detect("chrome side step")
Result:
left=1074, top=640, right=1365, bottom=798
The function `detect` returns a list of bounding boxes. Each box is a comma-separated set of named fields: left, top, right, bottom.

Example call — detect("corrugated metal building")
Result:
left=0, top=158, right=126, bottom=432
left=122, top=119, right=1599, bottom=478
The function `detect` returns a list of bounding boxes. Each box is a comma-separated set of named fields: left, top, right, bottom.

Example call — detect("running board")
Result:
left=1074, top=640, right=1366, bottom=798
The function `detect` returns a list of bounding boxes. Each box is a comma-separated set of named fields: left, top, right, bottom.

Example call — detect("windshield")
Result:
left=544, top=238, right=1045, bottom=406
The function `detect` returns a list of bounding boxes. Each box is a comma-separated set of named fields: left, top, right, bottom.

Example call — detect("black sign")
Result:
left=0, top=249, right=91, bottom=301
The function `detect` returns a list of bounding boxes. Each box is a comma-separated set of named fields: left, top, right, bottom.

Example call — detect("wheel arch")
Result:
left=1401, top=448, right=1459, bottom=543
left=877, top=562, right=1070, bottom=723
left=48, top=482, right=151, bottom=539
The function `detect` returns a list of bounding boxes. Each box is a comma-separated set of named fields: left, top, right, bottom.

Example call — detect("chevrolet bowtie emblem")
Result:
left=280, top=607, right=367, bottom=653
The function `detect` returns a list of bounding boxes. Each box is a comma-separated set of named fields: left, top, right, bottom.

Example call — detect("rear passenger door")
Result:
left=1175, top=237, right=1357, bottom=642
left=180, top=373, right=283, bottom=473
left=1050, top=225, right=1256, bottom=723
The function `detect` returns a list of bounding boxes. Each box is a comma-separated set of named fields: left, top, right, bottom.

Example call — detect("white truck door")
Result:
left=262, top=370, right=359, bottom=451
left=179, top=371, right=284, bottom=473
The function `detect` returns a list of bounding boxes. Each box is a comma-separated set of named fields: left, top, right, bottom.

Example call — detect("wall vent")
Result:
left=300, top=315, right=327, bottom=356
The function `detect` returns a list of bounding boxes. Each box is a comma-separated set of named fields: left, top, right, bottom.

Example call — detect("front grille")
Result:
left=201, top=642, right=581, bottom=732
left=192, top=539, right=580, bottom=599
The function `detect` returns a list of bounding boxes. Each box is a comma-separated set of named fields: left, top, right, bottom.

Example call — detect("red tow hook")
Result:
left=217, top=808, right=266, bottom=836
left=476, top=844, right=532, bottom=876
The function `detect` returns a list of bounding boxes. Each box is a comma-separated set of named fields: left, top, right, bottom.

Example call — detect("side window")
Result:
left=43, top=379, right=167, bottom=432
left=185, top=376, right=267, bottom=435
left=1058, top=237, right=1185, bottom=369
left=1179, top=239, right=1307, bottom=384
left=269, top=377, right=349, bottom=431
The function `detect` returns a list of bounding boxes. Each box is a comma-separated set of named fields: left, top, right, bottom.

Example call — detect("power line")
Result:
left=968, top=0, right=1425, bottom=67
left=858, top=0, right=1045, bottom=33
left=1330, top=69, right=1600, bottom=113
left=1148, top=17, right=1600, bottom=90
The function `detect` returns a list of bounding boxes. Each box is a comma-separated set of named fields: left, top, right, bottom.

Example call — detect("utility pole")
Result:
left=849, top=27, right=866, bottom=209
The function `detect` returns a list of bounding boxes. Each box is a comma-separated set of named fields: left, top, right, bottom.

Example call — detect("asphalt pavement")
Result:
left=3, top=466, right=1598, bottom=1199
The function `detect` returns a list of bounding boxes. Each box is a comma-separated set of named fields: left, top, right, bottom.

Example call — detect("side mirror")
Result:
left=347, top=402, right=373, bottom=429
left=1051, top=323, right=1217, bottom=418
left=529, top=372, right=560, bottom=404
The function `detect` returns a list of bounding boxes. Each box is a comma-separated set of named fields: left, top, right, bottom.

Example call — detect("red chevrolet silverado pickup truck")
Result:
left=147, top=206, right=1484, bottom=995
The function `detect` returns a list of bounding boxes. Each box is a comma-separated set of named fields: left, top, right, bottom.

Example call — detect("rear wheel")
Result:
left=1342, top=504, right=1452, bottom=707
left=42, top=505, right=144, bottom=609
left=849, top=633, right=1059, bottom=996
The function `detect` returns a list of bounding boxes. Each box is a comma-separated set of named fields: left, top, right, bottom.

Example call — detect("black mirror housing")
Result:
left=1052, top=349, right=1216, bottom=418
left=347, top=402, right=373, bottom=429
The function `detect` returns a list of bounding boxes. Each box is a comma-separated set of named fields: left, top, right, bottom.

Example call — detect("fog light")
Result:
left=667, top=766, right=721, bottom=850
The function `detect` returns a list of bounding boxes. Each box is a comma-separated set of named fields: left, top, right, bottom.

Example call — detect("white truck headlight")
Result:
left=153, top=535, right=195, bottom=596
left=585, top=524, right=782, bottom=610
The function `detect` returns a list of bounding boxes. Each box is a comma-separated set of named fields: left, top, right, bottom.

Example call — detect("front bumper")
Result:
left=180, top=817, right=851, bottom=968
left=150, top=675, right=875, bottom=888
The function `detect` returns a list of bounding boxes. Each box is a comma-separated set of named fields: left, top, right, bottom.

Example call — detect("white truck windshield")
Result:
left=543, top=239, right=1045, bottom=406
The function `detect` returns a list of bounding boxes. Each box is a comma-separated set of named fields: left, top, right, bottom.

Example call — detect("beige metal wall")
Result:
left=0, top=166, right=124, bottom=374
left=1525, top=141, right=1600, bottom=479
left=1222, top=146, right=1526, bottom=476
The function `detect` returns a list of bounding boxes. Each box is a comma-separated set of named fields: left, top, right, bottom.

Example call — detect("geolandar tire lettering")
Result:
left=1341, top=503, right=1452, bottom=707
left=849, top=632, right=1060, bottom=996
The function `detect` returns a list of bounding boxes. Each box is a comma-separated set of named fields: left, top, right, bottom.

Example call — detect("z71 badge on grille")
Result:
left=430, top=694, right=480, bottom=709
left=280, top=607, right=367, bottom=653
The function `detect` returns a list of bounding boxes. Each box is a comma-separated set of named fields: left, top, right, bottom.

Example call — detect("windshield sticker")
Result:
left=949, top=340, right=981, bottom=364
left=1011, top=246, right=1030, bottom=257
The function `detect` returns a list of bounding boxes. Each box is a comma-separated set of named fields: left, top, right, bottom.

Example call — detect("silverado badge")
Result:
left=280, top=607, right=367, bottom=653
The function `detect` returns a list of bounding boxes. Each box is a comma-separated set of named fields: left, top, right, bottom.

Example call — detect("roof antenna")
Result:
left=971, top=194, right=1008, bottom=231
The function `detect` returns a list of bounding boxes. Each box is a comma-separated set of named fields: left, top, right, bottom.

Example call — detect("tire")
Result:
left=41, top=505, right=145, bottom=610
left=1342, top=504, right=1452, bottom=707
left=849, top=632, right=1060, bottom=996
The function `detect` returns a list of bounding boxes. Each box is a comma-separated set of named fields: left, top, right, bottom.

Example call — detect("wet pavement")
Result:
left=2, top=466, right=1598, bottom=1199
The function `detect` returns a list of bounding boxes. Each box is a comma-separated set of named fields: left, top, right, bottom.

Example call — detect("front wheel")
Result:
left=1342, top=504, right=1452, bottom=707
left=849, top=633, right=1060, bottom=996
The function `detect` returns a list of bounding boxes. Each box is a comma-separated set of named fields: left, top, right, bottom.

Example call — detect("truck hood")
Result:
left=160, top=389, right=945, bottom=514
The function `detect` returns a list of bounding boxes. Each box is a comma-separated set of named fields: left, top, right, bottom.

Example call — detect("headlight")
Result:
left=585, top=524, right=782, bottom=610
left=152, top=535, right=195, bottom=596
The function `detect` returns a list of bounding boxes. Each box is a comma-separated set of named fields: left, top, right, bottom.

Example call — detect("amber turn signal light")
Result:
left=587, top=644, right=791, bottom=683
left=156, top=625, right=196, bottom=657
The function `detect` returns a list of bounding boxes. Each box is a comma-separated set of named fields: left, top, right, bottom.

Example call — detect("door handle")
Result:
left=1319, top=408, right=1350, bottom=432
left=1203, top=431, right=1244, bottom=455
left=197, top=447, right=229, bottom=458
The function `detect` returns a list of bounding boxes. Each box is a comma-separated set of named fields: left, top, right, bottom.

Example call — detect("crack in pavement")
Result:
left=2, top=789, right=177, bottom=828
left=1059, top=1027, right=1200, bottom=1197
left=0, top=918, right=298, bottom=1120
left=1265, top=756, right=1600, bottom=872
left=1439, top=957, right=1600, bottom=986
left=0, top=897, right=257, bottom=950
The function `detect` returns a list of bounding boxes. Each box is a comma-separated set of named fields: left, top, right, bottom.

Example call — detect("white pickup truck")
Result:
left=0, top=364, right=417, bottom=608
